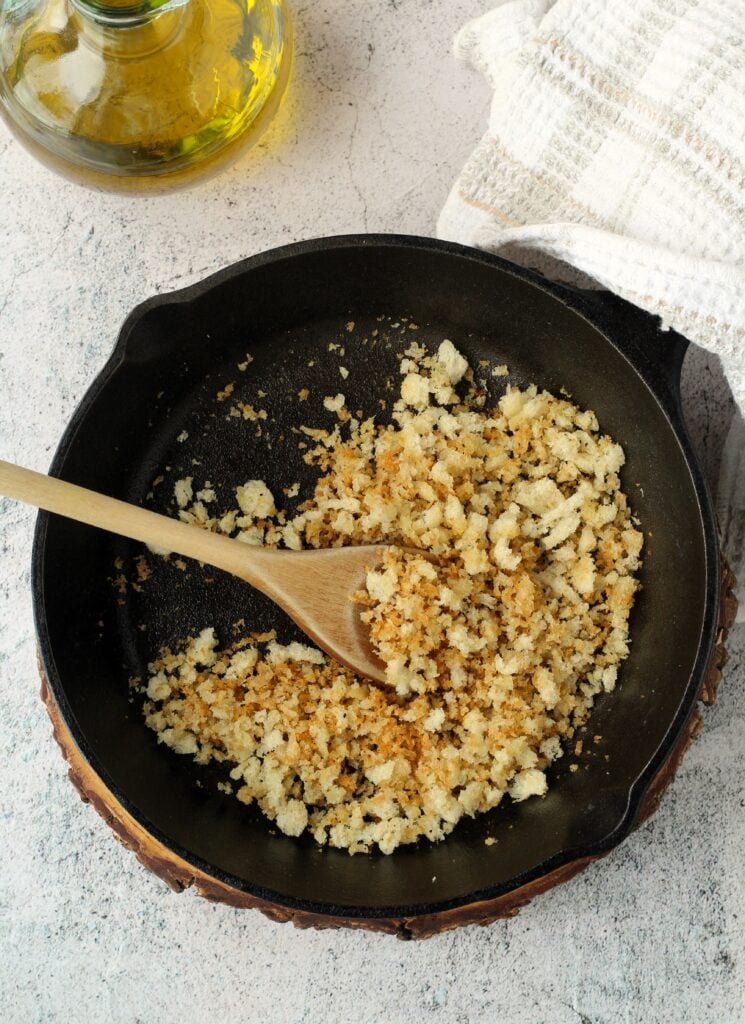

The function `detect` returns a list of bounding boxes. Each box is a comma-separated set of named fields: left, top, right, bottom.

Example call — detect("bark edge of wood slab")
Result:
left=37, top=560, right=738, bottom=941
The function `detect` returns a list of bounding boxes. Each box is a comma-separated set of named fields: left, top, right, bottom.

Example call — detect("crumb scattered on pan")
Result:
left=135, top=556, right=153, bottom=583
left=174, top=476, right=193, bottom=509
left=230, top=402, right=268, bottom=422
left=143, top=340, right=642, bottom=855
left=323, top=393, right=345, bottom=414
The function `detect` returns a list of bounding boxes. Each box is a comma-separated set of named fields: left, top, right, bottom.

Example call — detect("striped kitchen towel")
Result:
left=438, top=0, right=745, bottom=616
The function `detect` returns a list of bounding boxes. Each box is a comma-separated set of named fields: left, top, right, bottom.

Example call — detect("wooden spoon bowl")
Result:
left=0, top=458, right=395, bottom=682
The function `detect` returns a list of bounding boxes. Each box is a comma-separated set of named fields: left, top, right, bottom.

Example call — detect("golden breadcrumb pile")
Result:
left=143, top=340, right=642, bottom=854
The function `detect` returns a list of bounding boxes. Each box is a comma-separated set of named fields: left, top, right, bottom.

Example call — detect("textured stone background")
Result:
left=1, top=2, right=743, bottom=1022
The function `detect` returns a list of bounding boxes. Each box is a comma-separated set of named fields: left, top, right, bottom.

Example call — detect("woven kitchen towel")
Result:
left=438, top=0, right=745, bottom=616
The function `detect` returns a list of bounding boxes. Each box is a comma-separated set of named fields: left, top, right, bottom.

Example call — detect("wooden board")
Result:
left=38, top=561, right=738, bottom=940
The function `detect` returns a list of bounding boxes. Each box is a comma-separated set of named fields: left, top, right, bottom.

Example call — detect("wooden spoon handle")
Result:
left=0, top=458, right=272, bottom=583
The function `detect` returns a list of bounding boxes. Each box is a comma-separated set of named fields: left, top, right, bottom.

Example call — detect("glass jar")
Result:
left=0, top=0, right=291, bottom=190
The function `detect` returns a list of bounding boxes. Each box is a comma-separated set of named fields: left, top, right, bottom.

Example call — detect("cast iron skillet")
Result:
left=33, top=235, right=720, bottom=928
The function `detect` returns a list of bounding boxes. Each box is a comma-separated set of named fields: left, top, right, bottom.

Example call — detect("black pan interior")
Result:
left=35, top=238, right=714, bottom=917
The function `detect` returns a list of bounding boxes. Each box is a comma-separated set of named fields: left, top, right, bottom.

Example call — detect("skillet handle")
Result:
left=551, top=287, right=690, bottom=405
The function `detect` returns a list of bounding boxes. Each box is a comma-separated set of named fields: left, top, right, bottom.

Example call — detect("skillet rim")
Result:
left=32, top=233, right=720, bottom=919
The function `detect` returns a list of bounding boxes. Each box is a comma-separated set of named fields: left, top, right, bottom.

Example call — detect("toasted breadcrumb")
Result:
left=135, top=556, right=153, bottom=583
left=145, top=344, right=642, bottom=855
left=233, top=402, right=268, bottom=422
left=323, top=394, right=345, bottom=414
left=236, top=480, right=276, bottom=519
left=173, top=477, right=193, bottom=509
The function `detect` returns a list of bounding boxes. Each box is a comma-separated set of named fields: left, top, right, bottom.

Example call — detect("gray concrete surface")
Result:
left=1, top=2, right=743, bottom=1021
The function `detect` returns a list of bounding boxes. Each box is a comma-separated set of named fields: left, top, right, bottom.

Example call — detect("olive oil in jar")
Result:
left=0, top=0, right=291, bottom=190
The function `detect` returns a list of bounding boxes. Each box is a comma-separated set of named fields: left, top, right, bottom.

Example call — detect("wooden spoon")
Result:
left=0, top=459, right=392, bottom=683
